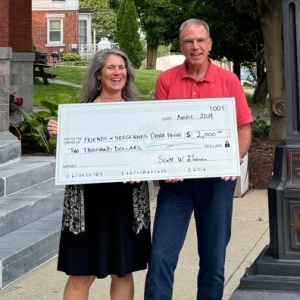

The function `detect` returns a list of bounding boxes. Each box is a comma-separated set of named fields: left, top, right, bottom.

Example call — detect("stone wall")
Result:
left=10, top=53, right=35, bottom=115
left=0, top=47, right=12, bottom=132
left=0, top=0, right=34, bottom=129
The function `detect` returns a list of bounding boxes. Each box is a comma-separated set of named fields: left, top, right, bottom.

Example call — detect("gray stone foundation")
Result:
left=0, top=47, right=12, bottom=133
left=9, top=52, right=35, bottom=125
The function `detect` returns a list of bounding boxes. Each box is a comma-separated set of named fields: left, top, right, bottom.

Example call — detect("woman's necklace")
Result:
left=99, top=95, right=124, bottom=102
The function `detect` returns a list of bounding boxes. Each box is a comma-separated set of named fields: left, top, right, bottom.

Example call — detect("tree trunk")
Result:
left=251, top=53, right=268, bottom=106
left=232, top=60, right=241, bottom=78
left=252, top=73, right=268, bottom=106
left=146, top=44, right=158, bottom=69
left=260, top=0, right=286, bottom=141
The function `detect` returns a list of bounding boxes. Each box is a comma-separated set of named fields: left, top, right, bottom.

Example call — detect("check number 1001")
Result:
left=209, top=105, right=224, bottom=111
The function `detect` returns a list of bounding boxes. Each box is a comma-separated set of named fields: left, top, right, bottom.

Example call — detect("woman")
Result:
left=47, top=49, right=151, bottom=300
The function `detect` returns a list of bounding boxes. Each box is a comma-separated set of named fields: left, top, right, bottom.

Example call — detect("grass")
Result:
left=34, top=65, right=160, bottom=105
left=34, top=65, right=253, bottom=105
left=33, top=78, right=81, bottom=106
left=45, top=65, right=87, bottom=84
left=135, top=69, right=161, bottom=95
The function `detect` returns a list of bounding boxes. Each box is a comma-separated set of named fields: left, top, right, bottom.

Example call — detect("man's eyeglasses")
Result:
left=181, top=37, right=210, bottom=47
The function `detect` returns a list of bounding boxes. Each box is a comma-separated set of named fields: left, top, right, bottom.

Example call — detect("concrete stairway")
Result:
left=0, top=138, right=64, bottom=288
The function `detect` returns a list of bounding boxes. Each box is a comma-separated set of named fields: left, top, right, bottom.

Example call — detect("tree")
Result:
left=135, top=1, right=172, bottom=69
left=260, top=0, right=285, bottom=140
left=112, top=0, right=285, bottom=140
left=199, top=1, right=267, bottom=106
left=115, top=0, right=143, bottom=68
left=135, top=0, right=192, bottom=69
left=135, top=0, right=264, bottom=84
left=138, top=0, right=284, bottom=140
left=109, top=0, right=120, bottom=10
left=79, top=0, right=117, bottom=40
left=231, top=0, right=285, bottom=140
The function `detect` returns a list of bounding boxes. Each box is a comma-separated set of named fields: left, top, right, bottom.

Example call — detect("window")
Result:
left=79, top=20, right=87, bottom=44
left=49, top=20, right=61, bottom=42
left=46, top=14, right=65, bottom=46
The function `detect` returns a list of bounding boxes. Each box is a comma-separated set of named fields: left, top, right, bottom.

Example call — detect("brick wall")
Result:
left=0, top=0, right=10, bottom=47
left=0, top=0, right=34, bottom=136
left=32, top=10, right=78, bottom=57
left=0, top=0, right=32, bottom=52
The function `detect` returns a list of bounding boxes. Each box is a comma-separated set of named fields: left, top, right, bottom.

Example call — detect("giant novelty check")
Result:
left=55, top=98, right=240, bottom=185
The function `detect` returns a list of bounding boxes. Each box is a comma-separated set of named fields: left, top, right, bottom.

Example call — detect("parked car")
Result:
left=241, top=68, right=257, bottom=87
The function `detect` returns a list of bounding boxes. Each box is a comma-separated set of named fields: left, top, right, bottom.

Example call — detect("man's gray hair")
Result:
left=179, top=19, right=210, bottom=39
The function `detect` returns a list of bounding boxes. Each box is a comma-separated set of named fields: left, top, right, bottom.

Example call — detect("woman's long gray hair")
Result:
left=80, top=48, right=139, bottom=101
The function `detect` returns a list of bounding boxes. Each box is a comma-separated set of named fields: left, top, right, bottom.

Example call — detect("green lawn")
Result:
left=34, top=65, right=161, bottom=105
left=135, top=69, right=161, bottom=95
left=33, top=78, right=81, bottom=106
left=46, top=65, right=87, bottom=84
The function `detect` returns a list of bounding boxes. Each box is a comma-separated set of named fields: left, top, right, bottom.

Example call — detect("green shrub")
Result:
left=17, top=93, right=78, bottom=153
left=62, top=52, right=83, bottom=62
left=252, top=118, right=270, bottom=137
left=245, top=92, right=253, bottom=105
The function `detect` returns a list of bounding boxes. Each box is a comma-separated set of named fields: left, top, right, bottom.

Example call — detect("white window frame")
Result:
left=45, top=14, right=65, bottom=47
left=79, top=19, right=88, bottom=45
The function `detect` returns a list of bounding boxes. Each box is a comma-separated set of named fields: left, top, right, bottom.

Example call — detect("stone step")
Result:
left=0, top=132, right=21, bottom=167
left=0, top=179, right=64, bottom=237
left=0, top=156, right=56, bottom=198
left=0, top=209, right=62, bottom=289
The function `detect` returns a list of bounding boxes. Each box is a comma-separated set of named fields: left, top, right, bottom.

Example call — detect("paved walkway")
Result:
left=48, top=78, right=82, bottom=88
left=0, top=189, right=269, bottom=300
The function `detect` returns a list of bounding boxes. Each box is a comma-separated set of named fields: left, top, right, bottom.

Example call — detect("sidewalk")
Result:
left=48, top=78, right=82, bottom=88
left=0, top=189, right=269, bottom=300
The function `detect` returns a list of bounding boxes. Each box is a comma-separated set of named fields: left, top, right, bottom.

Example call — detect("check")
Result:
left=55, top=98, right=240, bottom=185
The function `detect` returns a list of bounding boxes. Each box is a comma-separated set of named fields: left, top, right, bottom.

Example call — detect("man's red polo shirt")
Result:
left=155, top=58, right=253, bottom=127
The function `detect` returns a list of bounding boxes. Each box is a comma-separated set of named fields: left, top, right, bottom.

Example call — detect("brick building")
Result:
left=32, top=10, right=78, bottom=58
left=0, top=0, right=34, bottom=134
left=0, top=0, right=32, bottom=52
left=32, top=0, right=93, bottom=62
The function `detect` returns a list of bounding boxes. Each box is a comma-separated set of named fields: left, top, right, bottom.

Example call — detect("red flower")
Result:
left=14, top=97, right=24, bottom=106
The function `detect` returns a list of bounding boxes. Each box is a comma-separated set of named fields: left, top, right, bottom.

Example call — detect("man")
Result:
left=144, top=19, right=253, bottom=300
